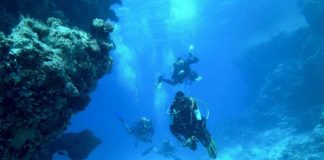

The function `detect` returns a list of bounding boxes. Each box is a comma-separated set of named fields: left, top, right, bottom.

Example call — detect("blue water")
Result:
left=63, top=0, right=309, bottom=159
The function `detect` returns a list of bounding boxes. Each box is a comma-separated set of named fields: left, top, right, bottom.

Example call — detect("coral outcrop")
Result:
left=0, top=0, right=122, bottom=34
left=30, top=129, right=102, bottom=160
left=0, top=17, right=113, bottom=159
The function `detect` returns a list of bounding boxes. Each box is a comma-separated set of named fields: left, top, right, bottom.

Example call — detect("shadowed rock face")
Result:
left=236, top=0, right=324, bottom=131
left=0, top=0, right=122, bottom=34
left=0, top=17, right=113, bottom=159
left=30, top=130, right=102, bottom=160
left=213, top=1, right=324, bottom=158
left=301, top=0, right=324, bottom=37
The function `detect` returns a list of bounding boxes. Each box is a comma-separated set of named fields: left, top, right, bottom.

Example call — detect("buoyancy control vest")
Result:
left=170, top=96, right=198, bottom=126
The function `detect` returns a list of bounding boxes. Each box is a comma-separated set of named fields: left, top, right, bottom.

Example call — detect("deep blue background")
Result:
left=61, top=0, right=307, bottom=159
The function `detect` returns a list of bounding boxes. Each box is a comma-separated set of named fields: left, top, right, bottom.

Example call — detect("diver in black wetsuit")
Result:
left=117, top=116, right=154, bottom=147
left=142, top=140, right=182, bottom=160
left=158, top=45, right=201, bottom=86
left=169, top=91, right=217, bottom=159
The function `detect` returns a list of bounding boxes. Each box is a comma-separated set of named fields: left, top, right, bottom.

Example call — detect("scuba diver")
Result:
left=168, top=91, right=217, bottom=159
left=142, top=140, right=182, bottom=160
left=116, top=116, right=154, bottom=147
left=158, top=45, right=202, bottom=86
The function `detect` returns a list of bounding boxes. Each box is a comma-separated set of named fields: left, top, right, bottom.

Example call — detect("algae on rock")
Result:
left=0, top=17, right=113, bottom=159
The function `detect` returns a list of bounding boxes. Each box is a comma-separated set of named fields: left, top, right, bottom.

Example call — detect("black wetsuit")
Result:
left=169, top=97, right=212, bottom=150
left=133, top=120, right=154, bottom=143
left=161, top=55, right=199, bottom=85
left=124, top=119, right=154, bottom=143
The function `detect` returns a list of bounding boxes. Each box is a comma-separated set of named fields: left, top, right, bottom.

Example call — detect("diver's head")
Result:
left=175, top=91, right=185, bottom=100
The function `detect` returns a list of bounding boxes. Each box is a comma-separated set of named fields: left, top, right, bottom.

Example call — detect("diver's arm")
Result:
left=187, top=45, right=199, bottom=64
left=188, top=56, right=199, bottom=64
left=121, top=122, right=133, bottom=134
left=189, top=97, right=202, bottom=121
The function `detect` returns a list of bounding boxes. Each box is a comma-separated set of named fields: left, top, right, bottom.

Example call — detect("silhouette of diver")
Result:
left=116, top=115, right=154, bottom=147
left=158, top=45, right=202, bottom=86
left=169, top=91, right=217, bottom=159
left=142, top=140, right=182, bottom=160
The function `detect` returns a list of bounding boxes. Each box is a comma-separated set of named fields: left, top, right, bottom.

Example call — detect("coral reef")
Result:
left=30, top=129, right=102, bottom=160
left=0, top=17, right=113, bottom=159
left=219, top=125, right=324, bottom=160
left=0, top=0, right=122, bottom=34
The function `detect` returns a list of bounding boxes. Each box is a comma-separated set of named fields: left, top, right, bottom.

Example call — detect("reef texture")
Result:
left=300, top=0, right=324, bottom=37
left=30, top=129, right=102, bottom=160
left=215, top=0, right=324, bottom=159
left=238, top=0, right=324, bottom=130
left=0, top=18, right=113, bottom=159
left=0, top=0, right=122, bottom=34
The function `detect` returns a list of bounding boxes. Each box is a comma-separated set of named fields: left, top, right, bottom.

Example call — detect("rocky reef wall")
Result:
left=0, top=0, right=121, bottom=34
left=0, top=17, right=113, bottom=159
left=30, top=129, right=102, bottom=160
left=215, top=1, right=324, bottom=159
left=238, top=0, right=324, bottom=131
left=0, top=0, right=119, bottom=159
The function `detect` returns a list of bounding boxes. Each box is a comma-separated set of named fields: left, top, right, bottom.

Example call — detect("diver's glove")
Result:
left=182, top=136, right=194, bottom=146
left=182, top=136, right=197, bottom=150
left=183, top=138, right=193, bottom=147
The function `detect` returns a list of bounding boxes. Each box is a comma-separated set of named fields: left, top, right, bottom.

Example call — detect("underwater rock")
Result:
left=0, top=0, right=122, bottom=34
left=237, top=29, right=314, bottom=96
left=312, top=124, right=324, bottom=143
left=219, top=3, right=324, bottom=157
left=0, top=17, right=113, bottom=159
left=30, top=129, right=102, bottom=160
left=238, top=27, right=324, bottom=130
left=320, top=111, right=324, bottom=124
left=219, top=127, right=324, bottom=160
left=300, top=0, right=324, bottom=37
left=256, top=61, right=303, bottom=110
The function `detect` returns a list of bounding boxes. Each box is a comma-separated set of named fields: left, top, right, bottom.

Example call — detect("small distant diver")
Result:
left=168, top=91, right=217, bottom=159
left=116, top=115, right=154, bottom=147
left=157, top=45, right=202, bottom=87
left=142, top=140, right=182, bottom=160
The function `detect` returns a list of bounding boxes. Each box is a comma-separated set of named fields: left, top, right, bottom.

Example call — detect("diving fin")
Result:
left=142, top=146, right=154, bottom=156
left=206, top=139, right=217, bottom=159
left=195, top=76, right=203, bottom=81
left=172, top=155, right=183, bottom=160
left=114, top=112, right=124, bottom=122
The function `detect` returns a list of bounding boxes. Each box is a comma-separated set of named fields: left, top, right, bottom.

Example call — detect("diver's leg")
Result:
left=158, top=76, right=178, bottom=86
left=141, top=146, right=155, bottom=156
left=160, top=78, right=178, bottom=86
left=196, top=128, right=217, bottom=159
left=189, top=71, right=202, bottom=81
left=172, top=155, right=183, bottom=160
